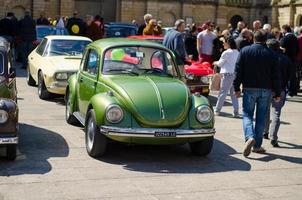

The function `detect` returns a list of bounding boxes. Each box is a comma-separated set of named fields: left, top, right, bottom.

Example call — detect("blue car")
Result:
left=36, top=26, right=69, bottom=43
left=104, top=22, right=138, bottom=38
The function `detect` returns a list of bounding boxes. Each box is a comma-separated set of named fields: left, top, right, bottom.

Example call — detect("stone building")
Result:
left=0, top=0, right=300, bottom=29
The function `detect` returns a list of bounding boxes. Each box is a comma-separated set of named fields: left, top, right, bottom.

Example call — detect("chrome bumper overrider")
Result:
left=100, top=126, right=215, bottom=138
left=0, top=137, right=18, bottom=144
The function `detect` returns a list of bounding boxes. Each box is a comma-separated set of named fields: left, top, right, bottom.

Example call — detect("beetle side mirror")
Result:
left=9, top=67, right=16, bottom=78
left=185, top=73, right=194, bottom=80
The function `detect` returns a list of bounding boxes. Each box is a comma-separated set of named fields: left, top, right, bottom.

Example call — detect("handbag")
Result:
left=210, top=73, right=222, bottom=91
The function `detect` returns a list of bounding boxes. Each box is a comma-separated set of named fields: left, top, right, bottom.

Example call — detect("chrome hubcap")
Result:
left=87, top=118, right=95, bottom=151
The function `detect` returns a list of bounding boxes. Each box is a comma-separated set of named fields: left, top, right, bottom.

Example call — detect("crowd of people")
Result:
left=0, top=10, right=105, bottom=68
left=156, top=15, right=301, bottom=157
left=0, top=10, right=301, bottom=157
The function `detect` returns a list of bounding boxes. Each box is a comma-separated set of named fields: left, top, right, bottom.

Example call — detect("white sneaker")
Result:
left=233, top=112, right=240, bottom=118
left=215, top=111, right=221, bottom=116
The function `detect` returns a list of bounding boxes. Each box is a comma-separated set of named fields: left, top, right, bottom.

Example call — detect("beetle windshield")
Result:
left=103, top=47, right=178, bottom=77
left=47, top=39, right=91, bottom=56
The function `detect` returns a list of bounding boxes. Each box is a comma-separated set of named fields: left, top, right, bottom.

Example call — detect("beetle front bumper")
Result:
left=99, top=126, right=215, bottom=138
left=0, top=136, right=18, bottom=144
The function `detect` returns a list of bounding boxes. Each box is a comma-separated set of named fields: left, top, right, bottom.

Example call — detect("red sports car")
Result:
left=127, top=35, right=214, bottom=96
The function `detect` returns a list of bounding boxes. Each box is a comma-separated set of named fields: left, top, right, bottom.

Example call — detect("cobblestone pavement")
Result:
left=0, top=69, right=302, bottom=200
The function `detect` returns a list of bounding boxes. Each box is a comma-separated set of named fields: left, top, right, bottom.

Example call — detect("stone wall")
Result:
left=3, top=0, right=300, bottom=30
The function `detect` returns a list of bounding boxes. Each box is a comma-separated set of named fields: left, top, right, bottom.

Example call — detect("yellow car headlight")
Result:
left=55, top=72, right=68, bottom=80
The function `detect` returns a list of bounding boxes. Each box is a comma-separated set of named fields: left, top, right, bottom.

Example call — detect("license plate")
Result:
left=154, top=131, right=177, bottom=137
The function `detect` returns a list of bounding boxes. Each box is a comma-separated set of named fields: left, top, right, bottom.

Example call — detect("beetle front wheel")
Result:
left=189, top=136, right=214, bottom=156
left=65, top=90, right=80, bottom=125
left=85, top=110, right=107, bottom=158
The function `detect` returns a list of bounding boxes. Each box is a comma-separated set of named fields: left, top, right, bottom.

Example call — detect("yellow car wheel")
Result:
left=38, top=71, right=51, bottom=100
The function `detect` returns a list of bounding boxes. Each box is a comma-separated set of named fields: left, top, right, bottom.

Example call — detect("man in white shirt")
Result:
left=197, top=21, right=217, bottom=64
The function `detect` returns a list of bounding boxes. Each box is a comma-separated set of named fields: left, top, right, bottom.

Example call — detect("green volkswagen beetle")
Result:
left=65, top=38, right=215, bottom=158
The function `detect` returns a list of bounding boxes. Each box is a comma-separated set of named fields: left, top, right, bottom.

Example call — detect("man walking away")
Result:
left=265, top=39, right=292, bottom=147
left=19, top=10, right=36, bottom=69
left=197, top=21, right=216, bottom=64
left=234, top=29, right=281, bottom=157
left=163, top=19, right=188, bottom=78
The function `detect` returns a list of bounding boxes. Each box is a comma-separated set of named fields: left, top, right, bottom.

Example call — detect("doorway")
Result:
left=230, top=15, right=243, bottom=29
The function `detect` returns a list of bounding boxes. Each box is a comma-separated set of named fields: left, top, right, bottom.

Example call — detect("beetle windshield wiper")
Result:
left=106, top=69, right=139, bottom=76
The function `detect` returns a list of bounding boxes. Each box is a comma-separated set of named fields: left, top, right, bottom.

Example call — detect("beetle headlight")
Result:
left=200, top=76, right=209, bottom=84
left=0, top=110, right=8, bottom=124
left=55, top=72, right=68, bottom=80
left=196, top=105, right=213, bottom=123
left=105, top=105, right=124, bottom=124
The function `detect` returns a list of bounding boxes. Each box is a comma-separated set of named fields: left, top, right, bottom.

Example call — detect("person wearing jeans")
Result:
left=264, top=39, right=292, bottom=147
left=242, top=89, right=272, bottom=150
left=234, top=30, right=281, bottom=157
left=213, top=36, right=239, bottom=117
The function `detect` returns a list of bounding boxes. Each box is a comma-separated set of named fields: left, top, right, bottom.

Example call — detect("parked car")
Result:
left=27, top=35, right=91, bottom=99
left=36, top=25, right=69, bottom=44
left=0, top=37, right=18, bottom=160
left=105, top=22, right=138, bottom=38
left=127, top=36, right=214, bottom=96
left=65, top=38, right=215, bottom=158
left=128, top=35, right=163, bottom=44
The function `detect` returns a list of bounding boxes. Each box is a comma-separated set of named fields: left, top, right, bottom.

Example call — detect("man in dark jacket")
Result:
left=66, top=11, right=86, bottom=36
left=234, top=29, right=281, bottom=157
left=264, top=39, right=292, bottom=147
left=36, top=11, right=50, bottom=25
left=163, top=19, right=187, bottom=78
left=0, top=13, right=15, bottom=43
left=19, top=10, right=36, bottom=69
left=235, top=28, right=253, bottom=51
left=280, top=25, right=299, bottom=96
left=232, top=21, right=245, bottom=39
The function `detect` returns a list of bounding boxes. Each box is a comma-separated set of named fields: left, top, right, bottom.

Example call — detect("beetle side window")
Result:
left=83, top=50, right=98, bottom=76
left=36, top=39, right=48, bottom=56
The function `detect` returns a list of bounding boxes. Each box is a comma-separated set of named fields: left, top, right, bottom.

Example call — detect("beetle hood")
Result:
left=106, top=75, right=191, bottom=127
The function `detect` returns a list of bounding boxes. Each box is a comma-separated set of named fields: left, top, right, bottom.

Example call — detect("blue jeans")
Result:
left=242, top=88, right=272, bottom=148
left=215, top=73, right=239, bottom=114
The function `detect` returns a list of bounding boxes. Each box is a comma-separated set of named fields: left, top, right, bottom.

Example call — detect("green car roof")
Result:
left=88, top=38, right=166, bottom=51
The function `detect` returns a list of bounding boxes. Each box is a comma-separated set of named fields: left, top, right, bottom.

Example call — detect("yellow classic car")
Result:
left=27, top=35, right=91, bottom=99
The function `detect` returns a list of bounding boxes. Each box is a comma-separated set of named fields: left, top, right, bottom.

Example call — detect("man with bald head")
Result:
left=253, top=20, right=262, bottom=32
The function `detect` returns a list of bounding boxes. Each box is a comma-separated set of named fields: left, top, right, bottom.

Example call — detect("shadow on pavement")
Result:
left=277, top=141, right=302, bottom=150
left=248, top=152, right=302, bottom=164
left=0, top=123, right=69, bottom=176
left=97, top=139, right=251, bottom=174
